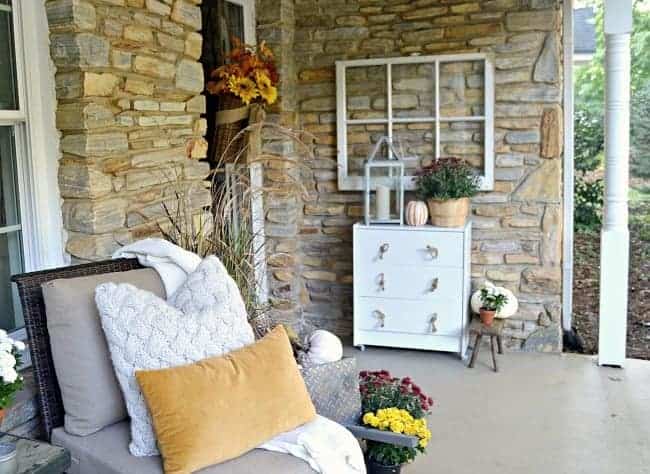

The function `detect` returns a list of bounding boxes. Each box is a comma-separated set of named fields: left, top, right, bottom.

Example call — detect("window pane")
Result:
left=439, top=60, right=484, bottom=118
left=202, top=0, right=246, bottom=69
left=0, top=0, right=19, bottom=110
left=393, top=124, right=435, bottom=173
left=391, top=63, right=436, bottom=119
left=439, top=121, right=485, bottom=173
left=0, top=127, right=20, bottom=227
left=346, top=65, right=387, bottom=120
left=0, top=126, right=23, bottom=331
left=347, top=124, right=387, bottom=178
left=0, top=232, right=23, bottom=330
left=225, top=1, right=244, bottom=43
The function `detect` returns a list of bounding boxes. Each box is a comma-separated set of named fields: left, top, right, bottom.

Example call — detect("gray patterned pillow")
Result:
left=95, top=256, right=254, bottom=457
left=301, top=357, right=362, bottom=425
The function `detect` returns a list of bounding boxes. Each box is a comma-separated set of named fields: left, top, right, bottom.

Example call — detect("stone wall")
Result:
left=260, top=0, right=565, bottom=349
left=46, top=0, right=210, bottom=261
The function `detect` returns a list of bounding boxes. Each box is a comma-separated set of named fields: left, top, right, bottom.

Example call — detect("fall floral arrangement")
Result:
left=359, top=370, right=433, bottom=469
left=207, top=39, right=279, bottom=106
left=0, top=330, right=25, bottom=413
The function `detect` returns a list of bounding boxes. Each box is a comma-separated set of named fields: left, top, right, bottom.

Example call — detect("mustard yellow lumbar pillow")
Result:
left=135, top=325, right=316, bottom=474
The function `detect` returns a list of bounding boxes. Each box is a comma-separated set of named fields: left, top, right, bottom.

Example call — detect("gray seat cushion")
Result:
left=42, top=269, right=166, bottom=436
left=52, top=422, right=316, bottom=474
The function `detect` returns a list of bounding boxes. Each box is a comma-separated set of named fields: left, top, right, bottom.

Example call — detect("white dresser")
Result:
left=353, top=222, right=471, bottom=357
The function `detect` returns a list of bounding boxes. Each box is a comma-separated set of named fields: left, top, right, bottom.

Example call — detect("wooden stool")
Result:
left=468, top=318, right=504, bottom=372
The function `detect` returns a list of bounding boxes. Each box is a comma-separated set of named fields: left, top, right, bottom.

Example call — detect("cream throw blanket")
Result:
left=112, top=239, right=365, bottom=473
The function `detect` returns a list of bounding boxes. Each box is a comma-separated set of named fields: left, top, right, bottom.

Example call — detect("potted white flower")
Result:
left=0, top=330, right=25, bottom=423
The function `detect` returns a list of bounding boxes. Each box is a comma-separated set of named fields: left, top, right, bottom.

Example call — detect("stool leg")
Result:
left=497, top=335, right=504, bottom=354
left=490, top=336, right=498, bottom=372
left=469, top=334, right=482, bottom=368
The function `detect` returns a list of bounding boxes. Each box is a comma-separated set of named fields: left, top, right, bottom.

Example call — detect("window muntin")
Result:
left=336, top=53, right=494, bottom=191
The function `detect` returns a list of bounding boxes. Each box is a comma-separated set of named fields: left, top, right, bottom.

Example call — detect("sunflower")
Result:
left=227, top=76, right=259, bottom=105
left=255, top=71, right=278, bottom=105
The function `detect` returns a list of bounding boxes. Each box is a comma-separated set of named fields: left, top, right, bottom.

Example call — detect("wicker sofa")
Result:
left=12, top=258, right=416, bottom=474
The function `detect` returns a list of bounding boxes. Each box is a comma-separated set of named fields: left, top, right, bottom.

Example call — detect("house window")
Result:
left=335, top=53, right=495, bottom=191
left=0, top=0, right=25, bottom=331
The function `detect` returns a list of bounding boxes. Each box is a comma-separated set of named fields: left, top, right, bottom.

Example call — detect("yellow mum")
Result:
left=227, top=76, right=258, bottom=105
left=362, top=408, right=431, bottom=449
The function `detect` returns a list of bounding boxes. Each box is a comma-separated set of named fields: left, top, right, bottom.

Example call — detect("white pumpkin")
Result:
left=305, top=330, right=343, bottom=365
left=470, top=282, right=518, bottom=318
left=405, top=200, right=428, bottom=226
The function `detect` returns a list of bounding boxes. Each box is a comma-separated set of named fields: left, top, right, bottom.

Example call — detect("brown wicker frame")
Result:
left=11, top=258, right=145, bottom=440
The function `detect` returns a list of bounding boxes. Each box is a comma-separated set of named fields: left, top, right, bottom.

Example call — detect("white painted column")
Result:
left=598, top=0, right=633, bottom=367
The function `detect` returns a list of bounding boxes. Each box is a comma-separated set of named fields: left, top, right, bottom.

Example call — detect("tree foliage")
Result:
left=573, top=1, right=650, bottom=231
left=575, top=1, right=650, bottom=108
left=631, top=81, right=650, bottom=177
left=574, top=104, right=604, bottom=173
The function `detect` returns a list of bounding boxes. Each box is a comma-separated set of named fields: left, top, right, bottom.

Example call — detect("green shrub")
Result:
left=632, top=82, right=650, bottom=178
left=574, top=176, right=604, bottom=231
left=574, top=104, right=604, bottom=173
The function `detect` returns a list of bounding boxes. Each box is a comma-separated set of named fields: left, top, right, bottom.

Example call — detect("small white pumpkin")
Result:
left=305, top=330, right=343, bottom=365
left=470, top=281, right=518, bottom=319
left=405, top=200, right=429, bottom=226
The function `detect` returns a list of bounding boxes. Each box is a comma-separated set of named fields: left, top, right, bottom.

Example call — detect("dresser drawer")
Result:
left=355, top=266, right=463, bottom=302
left=356, top=297, right=462, bottom=337
left=355, top=227, right=464, bottom=268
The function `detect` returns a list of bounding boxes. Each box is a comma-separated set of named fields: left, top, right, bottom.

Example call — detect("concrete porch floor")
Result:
left=347, top=346, right=650, bottom=474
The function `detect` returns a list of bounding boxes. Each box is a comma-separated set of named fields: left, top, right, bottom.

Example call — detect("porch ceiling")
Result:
left=348, top=346, right=650, bottom=474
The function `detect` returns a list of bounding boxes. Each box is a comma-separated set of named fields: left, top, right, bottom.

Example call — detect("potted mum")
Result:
left=415, top=158, right=480, bottom=227
left=0, top=330, right=25, bottom=423
left=479, top=287, right=509, bottom=326
left=359, top=370, right=433, bottom=474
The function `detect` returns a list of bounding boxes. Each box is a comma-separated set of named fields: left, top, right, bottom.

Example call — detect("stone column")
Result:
left=598, top=0, right=633, bottom=367
left=256, top=0, right=306, bottom=329
left=46, top=0, right=210, bottom=261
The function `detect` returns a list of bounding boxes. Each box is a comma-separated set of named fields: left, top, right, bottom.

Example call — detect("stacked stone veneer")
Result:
left=257, top=0, right=565, bottom=350
left=46, top=0, right=210, bottom=261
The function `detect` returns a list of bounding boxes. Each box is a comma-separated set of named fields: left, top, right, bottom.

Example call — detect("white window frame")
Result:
left=1, top=1, right=64, bottom=339
left=336, top=53, right=495, bottom=191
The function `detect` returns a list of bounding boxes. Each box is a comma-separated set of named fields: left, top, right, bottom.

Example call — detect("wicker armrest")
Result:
left=344, top=424, right=420, bottom=448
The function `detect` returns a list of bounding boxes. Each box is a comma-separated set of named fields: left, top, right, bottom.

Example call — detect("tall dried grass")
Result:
left=158, top=119, right=312, bottom=330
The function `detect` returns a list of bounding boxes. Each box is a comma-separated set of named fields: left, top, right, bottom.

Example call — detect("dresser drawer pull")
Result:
left=378, top=273, right=386, bottom=291
left=429, top=314, right=438, bottom=333
left=426, top=245, right=439, bottom=259
left=379, top=243, right=390, bottom=259
left=430, top=277, right=439, bottom=292
left=373, top=310, right=386, bottom=328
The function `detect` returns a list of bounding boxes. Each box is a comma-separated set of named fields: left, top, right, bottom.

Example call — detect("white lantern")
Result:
left=364, top=136, right=407, bottom=226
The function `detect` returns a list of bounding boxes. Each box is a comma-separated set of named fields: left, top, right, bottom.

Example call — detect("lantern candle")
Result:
left=376, top=185, right=391, bottom=220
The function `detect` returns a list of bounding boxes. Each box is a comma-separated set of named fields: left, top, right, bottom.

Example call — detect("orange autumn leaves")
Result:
left=207, top=40, right=279, bottom=106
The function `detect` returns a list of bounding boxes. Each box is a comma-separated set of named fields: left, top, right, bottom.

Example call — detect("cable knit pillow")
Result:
left=95, top=256, right=254, bottom=457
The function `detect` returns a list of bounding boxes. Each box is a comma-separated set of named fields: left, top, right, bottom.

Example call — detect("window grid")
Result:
left=336, top=53, right=494, bottom=192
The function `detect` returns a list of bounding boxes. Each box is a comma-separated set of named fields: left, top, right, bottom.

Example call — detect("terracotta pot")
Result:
left=367, top=459, right=402, bottom=474
left=426, top=197, right=470, bottom=227
left=0, top=408, right=5, bottom=427
left=480, top=308, right=496, bottom=326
